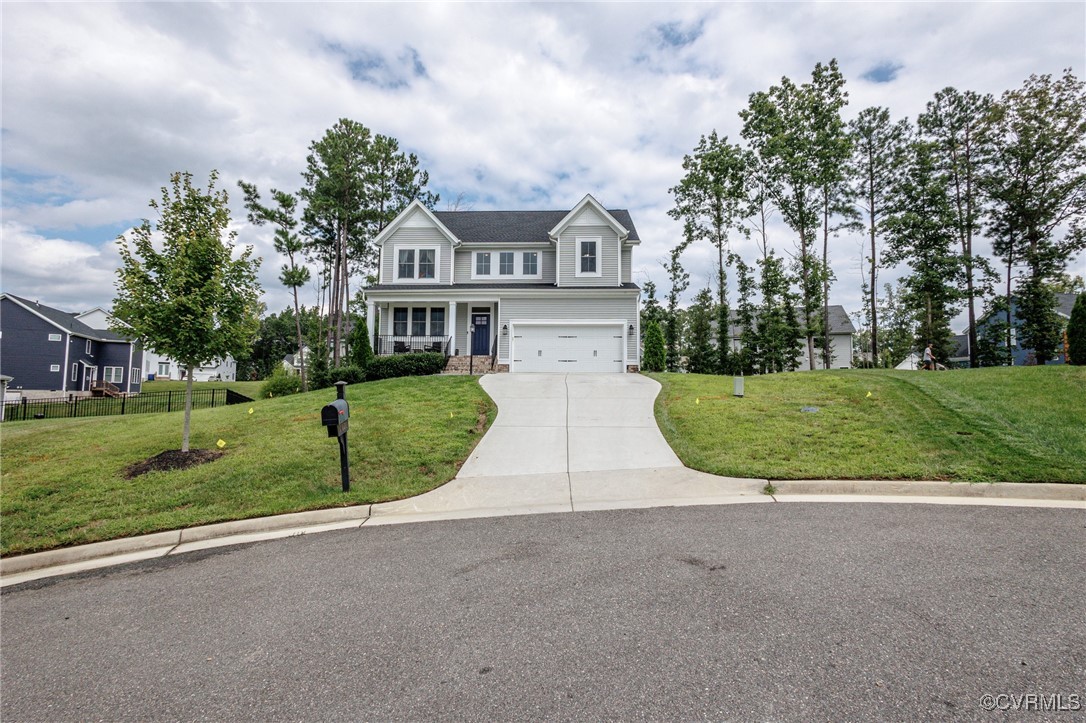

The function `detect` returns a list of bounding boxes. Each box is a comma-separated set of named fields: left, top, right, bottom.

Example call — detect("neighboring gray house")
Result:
left=970, top=292, right=1077, bottom=366
left=362, top=195, right=642, bottom=373
left=716, top=305, right=857, bottom=370
left=75, top=307, right=236, bottom=381
left=0, top=293, right=143, bottom=394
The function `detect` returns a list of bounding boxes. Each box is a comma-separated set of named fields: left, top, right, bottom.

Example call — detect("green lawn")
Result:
left=650, top=366, right=1086, bottom=484
left=141, top=379, right=264, bottom=398
left=1, top=376, right=494, bottom=556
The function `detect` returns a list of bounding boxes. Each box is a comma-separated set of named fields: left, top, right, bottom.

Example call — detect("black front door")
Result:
left=472, top=312, right=490, bottom=355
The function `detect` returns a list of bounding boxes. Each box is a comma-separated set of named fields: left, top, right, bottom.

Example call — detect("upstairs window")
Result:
left=523, top=252, right=538, bottom=276
left=499, top=252, right=515, bottom=275
left=85, top=339, right=94, bottom=355
left=397, top=249, right=415, bottom=279
left=578, top=238, right=599, bottom=276
left=418, top=249, right=436, bottom=279
left=48, top=333, right=61, bottom=342
left=476, top=252, right=491, bottom=276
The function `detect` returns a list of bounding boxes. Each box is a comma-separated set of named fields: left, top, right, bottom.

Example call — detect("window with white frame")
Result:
left=393, top=308, right=409, bottom=336
left=430, top=308, right=445, bottom=336
left=523, top=252, right=538, bottom=276
left=85, top=339, right=93, bottom=355
left=132, top=369, right=141, bottom=384
left=396, top=246, right=439, bottom=281
left=577, top=238, right=600, bottom=276
left=476, top=252, right=491, bottom=276
left=158, top=362, right=170, bottom=377
left=499, top=252, right=515, bottom=275
left=48, top=333, right=61, bottom=342
left=104, top=366, right=124, bottom=383
left=72, top=363, right=78, bottom=381
left=49, top=364, right=61, bottom=373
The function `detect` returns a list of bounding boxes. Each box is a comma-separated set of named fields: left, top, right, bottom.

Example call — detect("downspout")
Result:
left=62, top=333, right=71, bottom=393
left=126, top=342, right=134, bottom=394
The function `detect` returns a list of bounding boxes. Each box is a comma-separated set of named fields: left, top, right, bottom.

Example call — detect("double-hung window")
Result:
left=397, top=249, right=416, bottom=279
left=499, top=252, right=515, bottom=275
left=418, top=249, right=436, bottom=279
left=430, top=308, right=445, bottom=336
left=523, top=252, right=538, bottom=276
left=412, top=309, right=427, bottom=336
left=578, top=238, right=599, bottom=276
left=104, top=366, right=124, bottom=383
left=85, top=339, right=94, bottom=355
left=393, top=308, right=409, bottom=336
left=476, top=252, right=491, bottom=276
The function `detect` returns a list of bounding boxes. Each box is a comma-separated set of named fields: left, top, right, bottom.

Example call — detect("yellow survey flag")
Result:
left=248, top=407, right=254, bottom=414
left=216, top=439, right=226, bottom=448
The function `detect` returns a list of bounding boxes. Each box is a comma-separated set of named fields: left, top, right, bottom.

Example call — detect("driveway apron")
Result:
left=369, top=374, right=765, bottom=522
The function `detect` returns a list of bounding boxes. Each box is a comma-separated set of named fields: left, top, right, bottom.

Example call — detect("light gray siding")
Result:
left=452, top=247, right=556, bottom=284
left=621, top=248, right=631, bottom=283
left=380, top=227, right=453, bottom=284
left=498, top=294, right=639, bottom=362
left=557, top=226, right=620, bottom=287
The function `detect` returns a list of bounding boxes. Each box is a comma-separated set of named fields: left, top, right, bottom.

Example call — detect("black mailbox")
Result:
left=321, top=399, right=349, bottom=437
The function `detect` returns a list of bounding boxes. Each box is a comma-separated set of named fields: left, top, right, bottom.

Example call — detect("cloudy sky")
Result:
left=2, top=1, right=1084, bottom=326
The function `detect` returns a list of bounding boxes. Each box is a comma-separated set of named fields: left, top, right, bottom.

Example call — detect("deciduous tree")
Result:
left=114, top=171, right=261, bottom=452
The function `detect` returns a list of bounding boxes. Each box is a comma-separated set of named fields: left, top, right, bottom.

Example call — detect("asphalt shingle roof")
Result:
left=366, top=282, right=641, bottom=291
left=4, top=294, right=130, bottom=343
left=431, top=209, right=640, bottom=244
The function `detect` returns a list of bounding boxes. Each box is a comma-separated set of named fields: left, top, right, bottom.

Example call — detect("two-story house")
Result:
left=0, top=293, right=144, bottom=395
left=363, top=194, right=642, bottom=373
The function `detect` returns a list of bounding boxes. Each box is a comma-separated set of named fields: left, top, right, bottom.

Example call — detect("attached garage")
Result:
left=511, top=322, right=625, bottom=373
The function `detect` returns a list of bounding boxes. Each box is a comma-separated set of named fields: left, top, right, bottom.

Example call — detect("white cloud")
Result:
left=2, top=1, right=1083, bottom=330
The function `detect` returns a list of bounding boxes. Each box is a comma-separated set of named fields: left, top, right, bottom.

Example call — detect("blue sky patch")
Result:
left=655, top=19, right=704, bottom=49
left=862, top=62, right=903, bottom=83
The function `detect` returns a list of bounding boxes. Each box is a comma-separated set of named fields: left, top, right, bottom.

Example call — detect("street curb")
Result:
left=770, top=480, right=1086, bottom=501
left=0, top=504, right=372, bottom=577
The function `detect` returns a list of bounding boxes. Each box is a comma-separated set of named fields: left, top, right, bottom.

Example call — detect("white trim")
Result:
left=104, top=366, right=124, bottom=384
left=470, top=250, right=543, bottom=281
left=48, top=333, right=61, bottom=342
left=373, top=200, right=461, bottom=249
left=575, top=237, right=603, bottom=278
left=49, top=364, right=61, bottom=373
left=62, top=332, right=70, bottom=393
left=392, top=243, right=441, bottom=283
left=547, top=194, right=629, bottom=240
left=126, top=342, right=134, bottom=394
left=85, top=339, right=93, bottom=355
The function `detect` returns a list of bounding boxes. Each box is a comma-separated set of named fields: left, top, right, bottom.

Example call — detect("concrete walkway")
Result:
left=3, top=374, right=1082, bottom=586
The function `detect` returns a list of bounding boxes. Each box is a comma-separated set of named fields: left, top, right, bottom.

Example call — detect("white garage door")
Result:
left=512, top=324, right=624, bottom=373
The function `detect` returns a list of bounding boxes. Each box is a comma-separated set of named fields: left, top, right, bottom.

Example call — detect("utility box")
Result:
left=321, top=399, right=349, bottom=438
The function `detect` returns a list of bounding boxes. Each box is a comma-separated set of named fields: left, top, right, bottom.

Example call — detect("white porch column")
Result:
left=448, top=301, right=457, bottom=356
left=365, top=300, right=376, bottom=349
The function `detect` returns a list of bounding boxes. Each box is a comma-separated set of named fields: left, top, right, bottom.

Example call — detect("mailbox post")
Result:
left=320, top=381, right=351, bottom=492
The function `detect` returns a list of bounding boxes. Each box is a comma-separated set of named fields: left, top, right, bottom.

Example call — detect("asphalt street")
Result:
left=2, top=502, right=1084, bottom=722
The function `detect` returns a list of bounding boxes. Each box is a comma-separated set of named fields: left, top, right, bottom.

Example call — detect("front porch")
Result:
left=367, top=298, right=505, bottom=374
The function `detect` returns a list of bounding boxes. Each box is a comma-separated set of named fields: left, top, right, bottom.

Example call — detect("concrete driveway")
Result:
left=371, top=374, right=765, bottom=521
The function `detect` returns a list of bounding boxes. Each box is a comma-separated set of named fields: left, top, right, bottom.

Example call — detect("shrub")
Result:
left=642, top=321, right=666, bottom=372
left=324, top=365, right=366, bottom=385
left=366, top=352, right=446, bottom=381
left=260, top=365, right=302, bottom=398
left=1068, top=292, right=1086, bottom=365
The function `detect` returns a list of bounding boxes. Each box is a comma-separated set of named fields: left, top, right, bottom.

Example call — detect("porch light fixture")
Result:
left=628, top=324, right=635, bottom=335
left=502, top=324, right=508, bottom=336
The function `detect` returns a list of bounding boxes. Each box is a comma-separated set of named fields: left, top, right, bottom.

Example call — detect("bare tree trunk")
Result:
left=1006, top=257, right=1013, bottom=366
left=292, top=287, right=308, bottom=392
left=822, top=199, right=831, bottom=369
left=868, top=175, right=879, bottom=367
left=182, top=367, right=193, bottom=453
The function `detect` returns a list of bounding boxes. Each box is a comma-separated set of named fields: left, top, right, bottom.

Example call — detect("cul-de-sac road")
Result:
left=3, top=503, right=1083, bottom=721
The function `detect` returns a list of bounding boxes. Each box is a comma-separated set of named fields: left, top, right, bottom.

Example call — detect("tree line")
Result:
left=641, top=64, right=1086, bottom=374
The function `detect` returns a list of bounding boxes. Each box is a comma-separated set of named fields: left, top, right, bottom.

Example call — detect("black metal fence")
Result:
left=2, top=388, right=254, bottom=423
left=374, top=335, right=451, bottom=356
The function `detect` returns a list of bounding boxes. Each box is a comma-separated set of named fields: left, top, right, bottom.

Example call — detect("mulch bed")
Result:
left=124, top=449, right=224, bottom=479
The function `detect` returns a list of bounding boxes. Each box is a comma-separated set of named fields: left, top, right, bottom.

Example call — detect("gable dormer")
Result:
left=377, top=200, right=459, bottom=285
left=550, top=194, right=634, bottom=287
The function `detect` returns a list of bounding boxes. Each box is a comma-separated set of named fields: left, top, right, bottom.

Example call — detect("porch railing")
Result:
left=374, top=335, right=451, bottom=358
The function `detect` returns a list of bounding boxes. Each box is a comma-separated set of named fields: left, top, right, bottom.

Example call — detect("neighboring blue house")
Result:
left=0, top=293, right=144, bottom=395
left=971, top=292, right=1078, bottom=366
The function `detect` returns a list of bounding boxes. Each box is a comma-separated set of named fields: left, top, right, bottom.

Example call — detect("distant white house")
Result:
left=75, top=307, right=236, bottom=382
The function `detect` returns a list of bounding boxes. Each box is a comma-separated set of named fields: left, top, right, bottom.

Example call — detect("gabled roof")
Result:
left=431, top=208, right=640, bottom=245
left=547, top=194, right=632, bottom=242
left=1056, top=292, right=1077, bottom=318
left=374, top=200, right=462, bottom=248
left=1, top=293, right=130, bottom=343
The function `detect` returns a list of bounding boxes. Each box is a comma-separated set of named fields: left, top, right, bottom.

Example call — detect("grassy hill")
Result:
left=1, top=376, right=494, bottom=555
left=650, top=366, right=1086, bottom=484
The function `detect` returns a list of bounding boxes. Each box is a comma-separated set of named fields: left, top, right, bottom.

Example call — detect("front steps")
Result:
left=443, top=355, right=505, bottom=375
